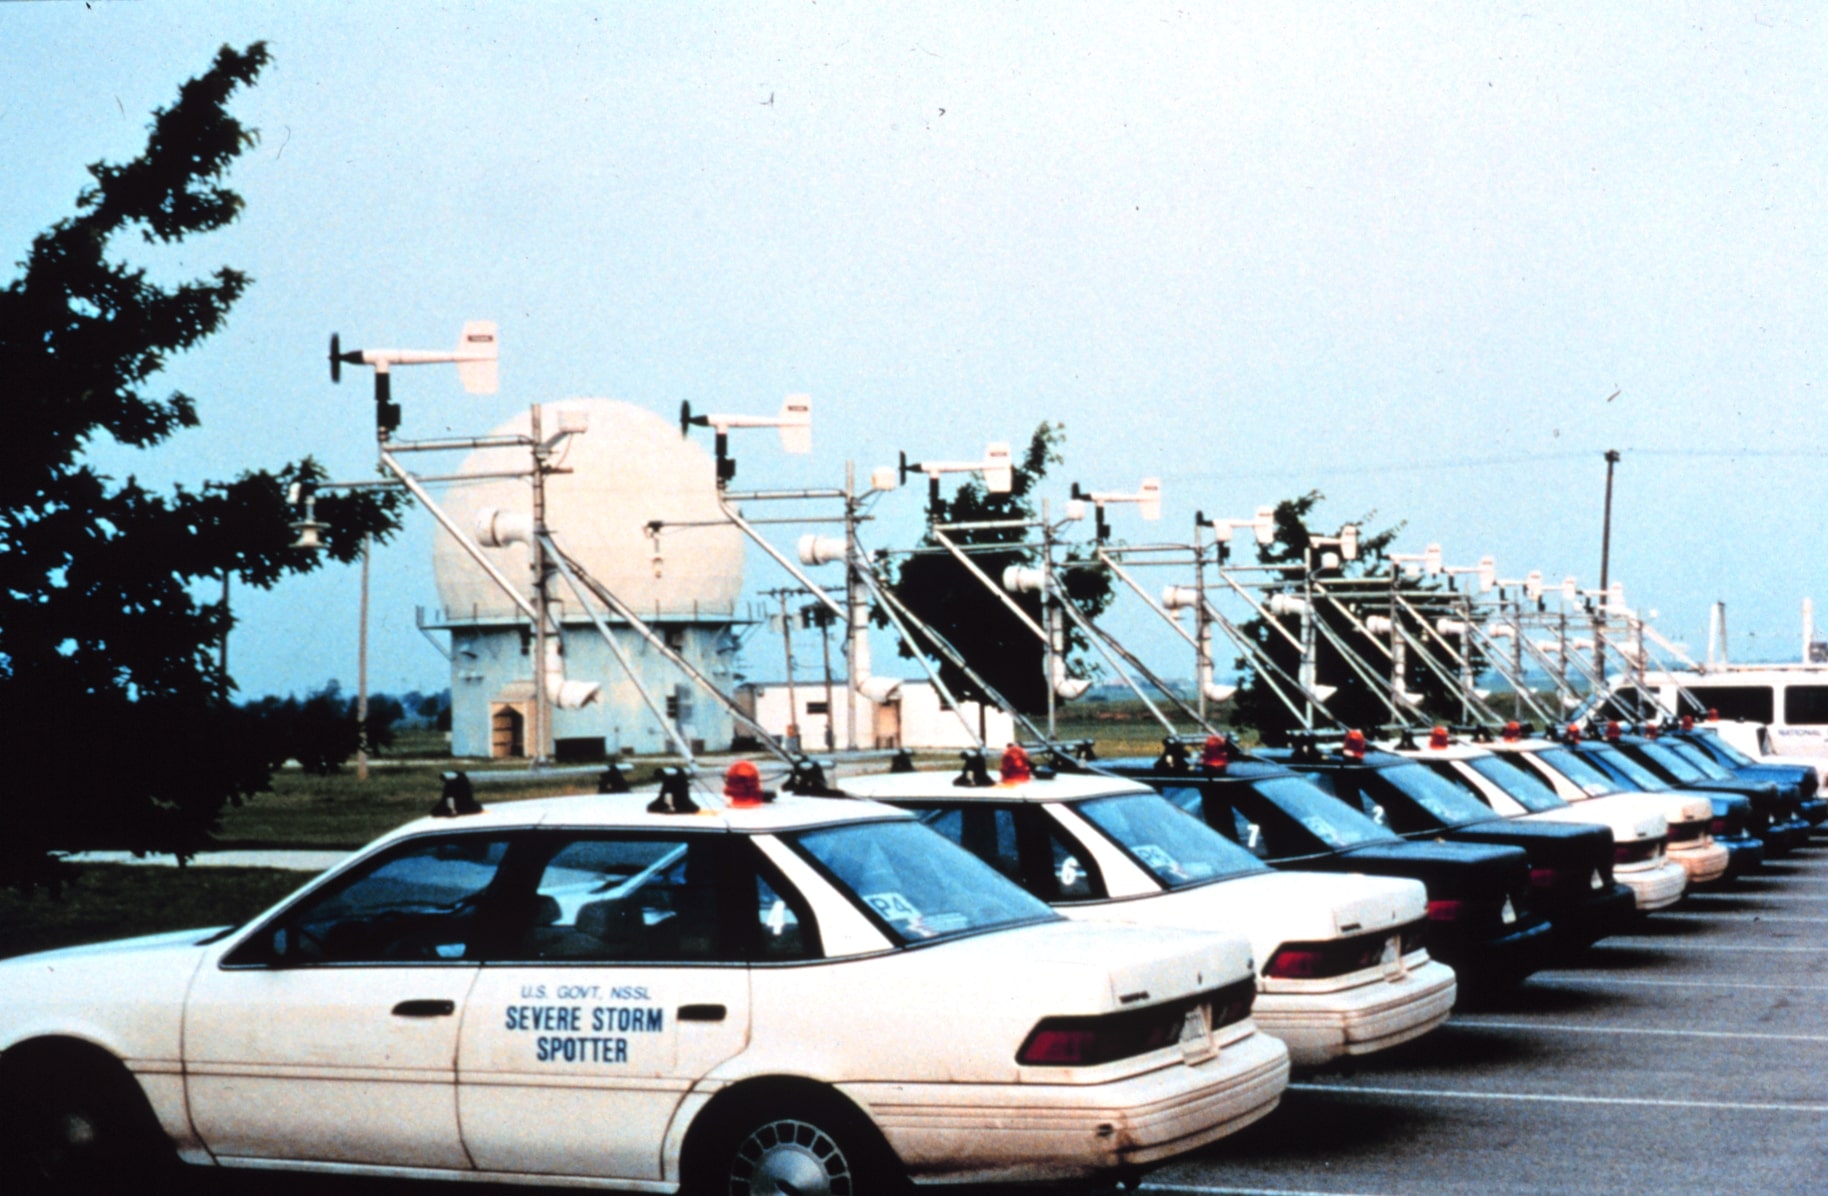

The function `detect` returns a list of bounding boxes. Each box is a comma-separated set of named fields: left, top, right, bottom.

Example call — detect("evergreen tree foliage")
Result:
left=0, top=44, right=403, bottom=888
left=884, top=423, right=1114, bottom=717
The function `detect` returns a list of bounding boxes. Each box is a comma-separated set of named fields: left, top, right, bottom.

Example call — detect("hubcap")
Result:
left=729, top=1117, right=853, bottom=1196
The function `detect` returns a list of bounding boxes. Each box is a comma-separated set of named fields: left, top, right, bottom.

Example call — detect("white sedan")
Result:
left=0, top=784, right=1289, bottom=1194
left=841, top=759, right=1456, bottom=1068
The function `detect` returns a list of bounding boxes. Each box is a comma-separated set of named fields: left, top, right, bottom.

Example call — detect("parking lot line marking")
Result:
left=1450, top=1020, right=1828, bottom=1044
left=1599, top=939, right=1828, bottom=952
left=1541, top=975, right=1828, bottom=991
left=1289, top=1082, right=1828, bottom=1114
left=1656, top=912, right=1828, bottom=922
left=1142, top=1187, right=1390, bottom=1196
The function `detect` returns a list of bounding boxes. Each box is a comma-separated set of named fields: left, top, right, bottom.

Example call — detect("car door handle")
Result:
left=392, top=999, right=456, bottom=1018
left=677, top=1004, right=726, bottom=1022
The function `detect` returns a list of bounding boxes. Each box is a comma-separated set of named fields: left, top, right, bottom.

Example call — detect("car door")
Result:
left=185, top=832, right=515, bottom=1168
left=456, top=829, right=761, bottom=1182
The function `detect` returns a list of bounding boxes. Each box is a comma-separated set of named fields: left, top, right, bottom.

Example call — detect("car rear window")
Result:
left=1465, top=754, right=1566, bottom=813
left=789, top=820, right=1058, bottom=945
left=1073, top=793, right=1269, bottom=889
left=1536, top=747, right=1629, bottom=795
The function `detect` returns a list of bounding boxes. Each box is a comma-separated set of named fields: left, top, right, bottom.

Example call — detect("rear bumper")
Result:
left=1545, top=882, right=1638, bottom=945
left=1670, top=839, right=1730, bottom=885
left=1716, top=834, right=1765, bottom=880
left=1254, top=959, right=1457, bottom=1067
left=854, top=1029, right=1290, bottom=1184
left=1764, top=816, right=1812, bottom=854
left=1614, top=860, right=1688, bottom=911
left=1430, top=915, right=1555, bottom=988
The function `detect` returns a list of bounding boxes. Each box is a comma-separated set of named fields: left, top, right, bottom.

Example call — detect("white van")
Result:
left=1637, top=666, right=1828, bottom=758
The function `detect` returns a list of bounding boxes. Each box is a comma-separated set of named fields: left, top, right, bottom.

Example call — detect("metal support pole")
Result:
left=357, top=533, right=371, bottom=782
left=1596, top=449, right=1620, bottom=690
left=530, top=405, right=551, bottom=767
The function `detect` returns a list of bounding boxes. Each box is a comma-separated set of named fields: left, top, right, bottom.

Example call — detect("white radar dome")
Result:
left=431, top=399, right=743, bottom=619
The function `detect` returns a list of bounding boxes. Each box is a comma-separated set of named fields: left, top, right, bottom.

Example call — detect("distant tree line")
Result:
left=239, top=685, right=450, bottom=775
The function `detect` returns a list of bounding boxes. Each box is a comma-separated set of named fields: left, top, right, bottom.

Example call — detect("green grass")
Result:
left=1051, top=698, right=1245, bottom=761
left=0, top=866, right=309, bottom=960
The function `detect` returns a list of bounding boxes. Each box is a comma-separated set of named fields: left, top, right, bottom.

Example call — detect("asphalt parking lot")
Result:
left=179, top=840, right=1828, bottom=1196
left=1151, top=842, right=1828, bottom=1195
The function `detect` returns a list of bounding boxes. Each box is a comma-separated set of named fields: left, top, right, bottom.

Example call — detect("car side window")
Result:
left=754, top=867, right=819, bottom=962
left=1030, top=808, right=1104, bottom=901
left=517, top=834, right=730, bottom=963
left=233, top=834, right=515, bottom=966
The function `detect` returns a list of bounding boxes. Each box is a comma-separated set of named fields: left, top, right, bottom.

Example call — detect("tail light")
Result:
left=1426, top=898, right=1465, bottom=922
left=1615, top=838, right=1665, bottom=865
left=1263, top=921, right=1425, bottom=979
left=1428, top=895, right=1523, bottom=925
left=1017, top=977, right=1255, bottom=1066
left=1709, top=816, right=1729, bottom=836
left=1668, top=820, right=1706, bottom=844
left=1529, top=867, right=1562, bottom=890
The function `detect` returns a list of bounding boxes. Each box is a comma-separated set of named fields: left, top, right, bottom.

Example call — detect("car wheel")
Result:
left=0, top=1048, right=170, bottom=1196
left=694, top=1089, right=904, bottom=1196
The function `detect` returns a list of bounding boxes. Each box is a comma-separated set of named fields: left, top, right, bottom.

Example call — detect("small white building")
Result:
left=737, top=678, right=1015, bottom=752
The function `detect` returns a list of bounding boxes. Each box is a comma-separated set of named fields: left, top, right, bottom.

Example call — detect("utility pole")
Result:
left=1596, top=449, right=1620, bottom=688
left=766, top=588, right=803, bottom=751
left=357, top=532, right=371, bottom=781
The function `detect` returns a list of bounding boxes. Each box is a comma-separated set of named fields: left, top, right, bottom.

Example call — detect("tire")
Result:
left=691, top=1088, right=905, bottom=1196
left=0, top=1047, right=171, bottom=1196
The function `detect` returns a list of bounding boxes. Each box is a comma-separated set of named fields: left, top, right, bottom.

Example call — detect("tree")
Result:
left=0, top=44, right=403, bottom=889
left=1227, top=491, right=1480, bottom=743
left=241, top=682, right=403, bottom=775
left=884, top=423, right=1114, bottom=717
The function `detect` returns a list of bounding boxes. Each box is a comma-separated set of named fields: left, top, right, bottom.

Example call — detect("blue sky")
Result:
left=5, top=3, right=1825, bottom=698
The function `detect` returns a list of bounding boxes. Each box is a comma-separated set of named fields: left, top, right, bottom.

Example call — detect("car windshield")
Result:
left=1364, top=762, right=1498, bottom=827
left=1536, top=747, right=1633, bottom=795
left=1582, top=744, right=1672, bottom=791
left=1250, top=776, right=1403, bottom=848
left=1465, top=754, right=1567, bottom=813
left=1073, top=793, right=1269, bottom=889
left=1631, top=742, right=1708, bottom=784
left=790, top=820, right=1058, bottom=945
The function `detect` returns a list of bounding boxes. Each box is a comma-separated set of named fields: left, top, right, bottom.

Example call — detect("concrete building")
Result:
left=737, top=678, right=1016, bottom=752
left=423, top=399, right=744, bottom=759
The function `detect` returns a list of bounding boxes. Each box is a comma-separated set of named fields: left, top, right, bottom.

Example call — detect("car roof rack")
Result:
left=646, top=767, right=701, bottom=815
left=430, top=771, right=484, bottom=818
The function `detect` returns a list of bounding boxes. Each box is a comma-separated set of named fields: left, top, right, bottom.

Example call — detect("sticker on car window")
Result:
left=1059, top=857, right=1081, bottom=887
left=1132, top=843, right=1185, bottom=879
left=1299, top=815, right=1345, bottom=847
left=864, top=891, right=923, bottom=924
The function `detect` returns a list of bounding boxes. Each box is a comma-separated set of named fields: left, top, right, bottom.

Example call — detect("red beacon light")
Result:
left=1645, top=724, right=1661, bottom=740
left=1565, top=723, right=1583, bottom=744
left=1199, top=734, right=1232, bottom=772
left=723, top=760, right=767, bottom=808
left=1604, top=720, right=1623, bottom=742
left=1502, top=721, right=1523, bottom=742
left=999, top=743, right=1034, bottom=785
left=1428, top=725, right=1450, bottom=750
left=1706, top=707, right=1720, bottom=723
left=1680, top=714, right=1695, bottom=732
left=1343, top=729, right=1368, bottom=759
